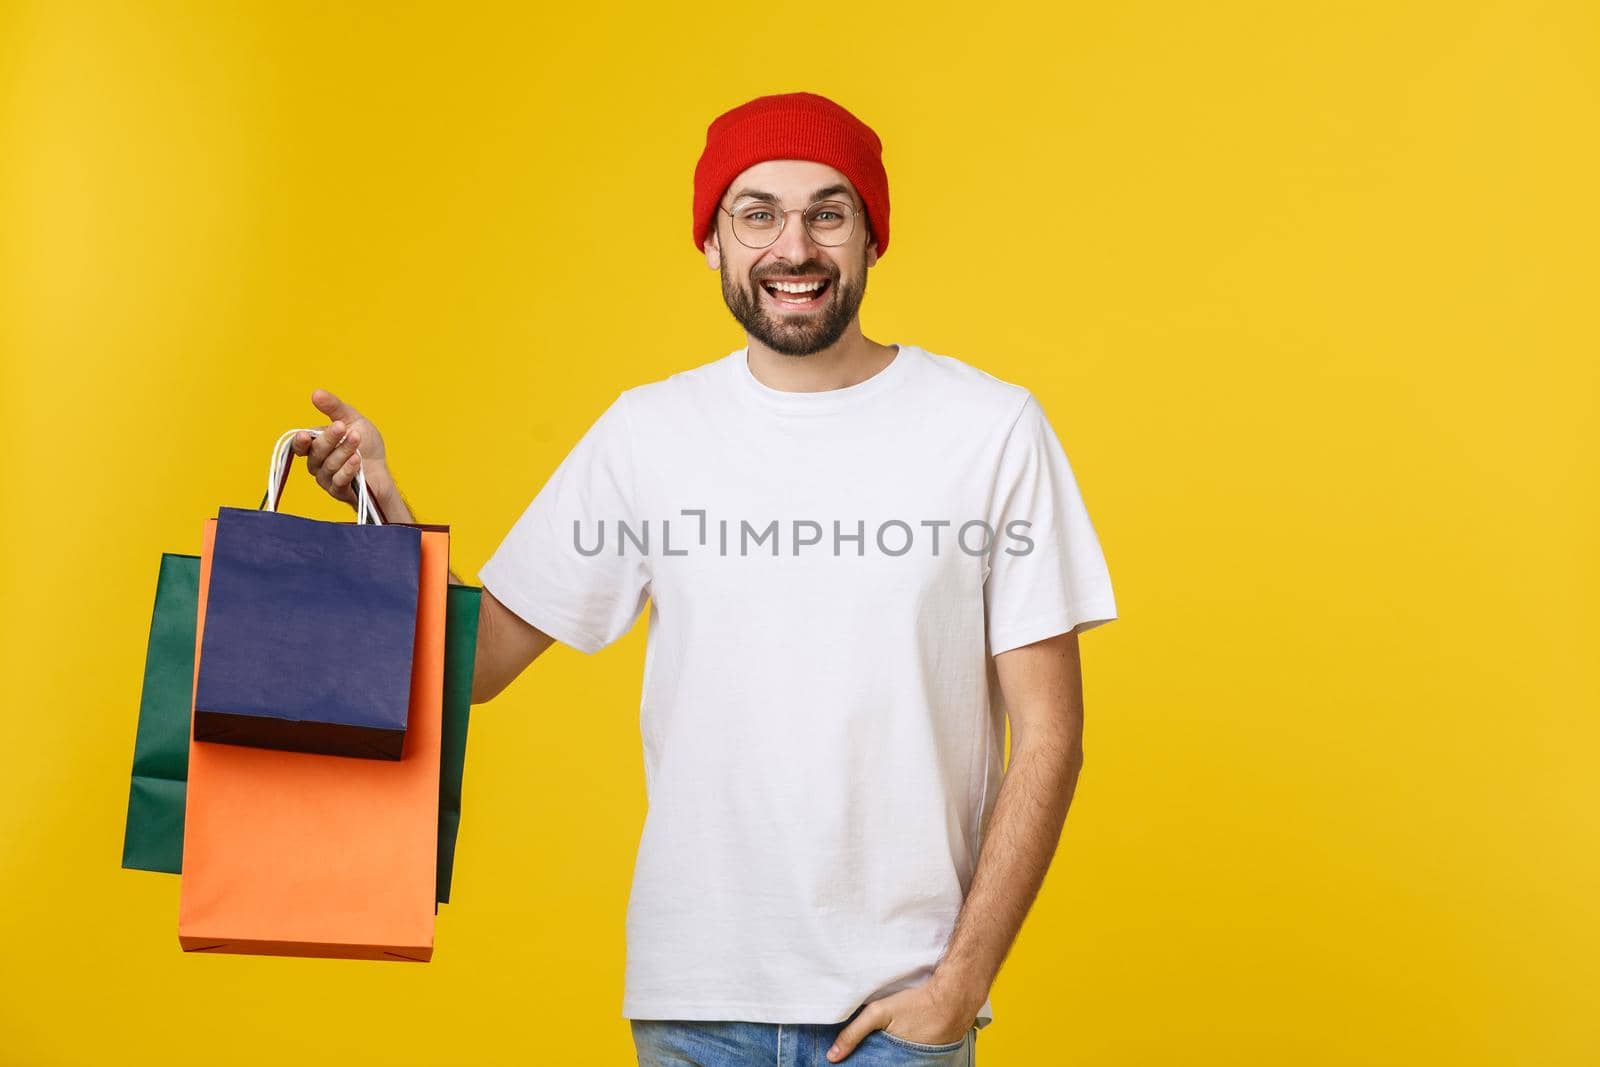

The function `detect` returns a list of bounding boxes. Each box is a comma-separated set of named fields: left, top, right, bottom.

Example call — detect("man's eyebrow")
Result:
left=730, top=184, right=856, bottom=206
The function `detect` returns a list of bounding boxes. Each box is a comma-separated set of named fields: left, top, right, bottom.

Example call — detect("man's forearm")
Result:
left=929, top=733, right=1084, bottom=1015
left=373, top=482, right=468, bottom=587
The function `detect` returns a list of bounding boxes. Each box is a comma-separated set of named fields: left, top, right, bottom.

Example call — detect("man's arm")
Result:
left=376, top=485, right=557, bottom=704
left=928, top=629, right=1087, bottom=1016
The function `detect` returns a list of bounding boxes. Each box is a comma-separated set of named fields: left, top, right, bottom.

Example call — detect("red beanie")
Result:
left=692, top=92, right=890, bottom=258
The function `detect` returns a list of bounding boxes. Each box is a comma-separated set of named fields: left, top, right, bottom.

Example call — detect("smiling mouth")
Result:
left=759, top=277, right=832, bottom=311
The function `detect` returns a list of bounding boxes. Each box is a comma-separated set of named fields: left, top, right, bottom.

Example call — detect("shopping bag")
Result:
left=121, top=553, right=201, bottom=874
left=437, top=582, right=480, bottom=904
left=193, top=431, right=422, bottom=760
left=120, top=551, right=482, bottom=903
left=178, top=517, right=447, bottom=961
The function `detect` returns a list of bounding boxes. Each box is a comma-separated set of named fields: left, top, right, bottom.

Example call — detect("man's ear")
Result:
left=865, top=240, right=879, bottom=269
left=704, top=228, right=722, bottom=270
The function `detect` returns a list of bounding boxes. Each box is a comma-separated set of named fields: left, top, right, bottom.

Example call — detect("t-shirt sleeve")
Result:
left=982, top=392, right=1118, bottom=656
left=477, top=392, right=651, bottom=655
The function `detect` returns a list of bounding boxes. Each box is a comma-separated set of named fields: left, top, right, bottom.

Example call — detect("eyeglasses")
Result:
left=719, top=199, right=862, bottom=249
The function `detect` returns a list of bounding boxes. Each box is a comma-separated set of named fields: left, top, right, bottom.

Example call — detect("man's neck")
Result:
left=745, top=328, right=899, bottom=394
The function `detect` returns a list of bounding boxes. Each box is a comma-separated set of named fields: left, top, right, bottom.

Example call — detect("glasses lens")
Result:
left=804, top=201, right=856, bottom=246
left=732, top=203, right=782, bottom=247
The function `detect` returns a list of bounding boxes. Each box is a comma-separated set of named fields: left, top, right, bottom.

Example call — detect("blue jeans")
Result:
left=631, top=1003, right=977, bottom=1066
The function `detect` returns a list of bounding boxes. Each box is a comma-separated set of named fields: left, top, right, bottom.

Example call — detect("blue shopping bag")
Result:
left=192, top=429, right=423, bottom=761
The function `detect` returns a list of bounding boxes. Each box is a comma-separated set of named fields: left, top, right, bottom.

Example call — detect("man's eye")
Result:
left=813, top=210, right=842, bottom=221
left=744, top=210, right=775, bottom=223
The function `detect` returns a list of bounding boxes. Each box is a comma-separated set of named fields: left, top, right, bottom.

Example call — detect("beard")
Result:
left=720, top=257, right=867, bottom=357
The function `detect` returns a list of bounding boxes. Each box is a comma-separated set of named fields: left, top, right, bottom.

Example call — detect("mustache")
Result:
left=753, top=265, right=837, bottom=282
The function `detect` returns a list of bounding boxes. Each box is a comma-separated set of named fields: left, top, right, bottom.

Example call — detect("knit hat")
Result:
left=692, top=92, right=890, bottom=258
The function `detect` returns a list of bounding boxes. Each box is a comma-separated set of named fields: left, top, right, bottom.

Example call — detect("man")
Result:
left=291, top=91, right=1117, bottom=1066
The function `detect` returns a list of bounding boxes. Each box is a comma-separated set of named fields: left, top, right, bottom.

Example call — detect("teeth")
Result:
left=766, top=279, right=824, bottom=293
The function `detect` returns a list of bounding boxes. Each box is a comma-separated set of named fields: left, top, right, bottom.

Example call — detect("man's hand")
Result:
left=825, top=977, right=980, bottom=1062
left=288, top=389, right=397, bottom=510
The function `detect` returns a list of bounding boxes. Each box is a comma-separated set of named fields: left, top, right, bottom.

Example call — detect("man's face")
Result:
left=704, top=159, right=880, bottom=356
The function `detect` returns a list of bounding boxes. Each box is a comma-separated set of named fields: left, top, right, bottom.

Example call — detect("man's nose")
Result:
left=770, top=210, right=820, bottom=264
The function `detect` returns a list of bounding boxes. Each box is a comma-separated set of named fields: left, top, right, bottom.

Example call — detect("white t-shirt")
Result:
left=478, top=342, right=1118, bottom=1031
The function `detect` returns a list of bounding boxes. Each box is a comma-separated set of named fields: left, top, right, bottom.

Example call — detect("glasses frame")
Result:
left=717, top=197, right=863, bottom=249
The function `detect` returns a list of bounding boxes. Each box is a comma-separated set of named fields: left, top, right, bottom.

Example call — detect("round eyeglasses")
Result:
left=719, top=199, right=862, bottom=249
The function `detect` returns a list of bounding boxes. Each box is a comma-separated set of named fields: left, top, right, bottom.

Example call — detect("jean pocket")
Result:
left=876, top=1026, right=971, bottom=1055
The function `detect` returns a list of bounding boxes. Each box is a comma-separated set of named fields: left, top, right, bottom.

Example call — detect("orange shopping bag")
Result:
left=177, top=517, right=447, bottom=961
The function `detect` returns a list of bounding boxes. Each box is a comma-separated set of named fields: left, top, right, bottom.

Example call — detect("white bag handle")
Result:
left=265, top=428, right=384, bottom=526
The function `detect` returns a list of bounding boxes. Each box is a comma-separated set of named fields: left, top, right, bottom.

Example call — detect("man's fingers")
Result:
left=311, top=388, right=344, bottom=419
left=308, top=420, right=344, bottom=467
left=311, top=388, right=360, bottom=425
left=827, top=1008, right=887, bottom=1062
left=297, top=390, right=371, bottom=507
left=329, top=451, right=362, bottom=491
left=319, top=426, right=360, bottom=478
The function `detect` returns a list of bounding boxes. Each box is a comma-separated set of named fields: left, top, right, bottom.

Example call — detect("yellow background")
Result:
left=2, top=1, right=1595, bottom=1063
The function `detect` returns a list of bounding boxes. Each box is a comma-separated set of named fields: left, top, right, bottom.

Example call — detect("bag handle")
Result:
left=261, top=428, right=385, bottom=526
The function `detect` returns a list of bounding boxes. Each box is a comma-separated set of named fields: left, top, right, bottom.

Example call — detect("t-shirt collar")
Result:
left=735, top=343, right=912, bottom=414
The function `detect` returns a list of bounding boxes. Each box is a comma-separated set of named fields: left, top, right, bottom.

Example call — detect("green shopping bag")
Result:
left=122, top=554, right=200, bottom=874
left=120, top=550, right=482, bottom=904
left=436, top=580, right=479, bottom=904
